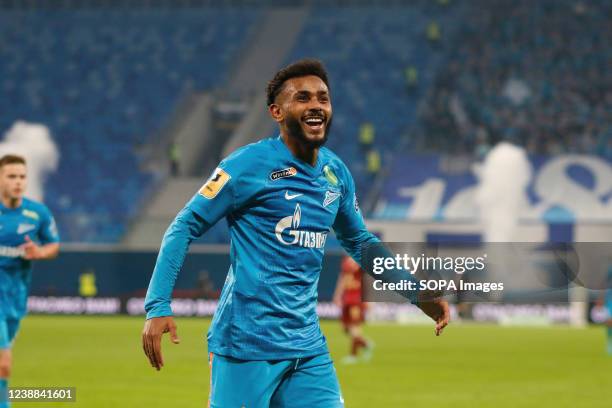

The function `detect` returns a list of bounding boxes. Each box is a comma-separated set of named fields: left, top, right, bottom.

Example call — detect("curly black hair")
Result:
left=266, top=59, right=330, bottom=106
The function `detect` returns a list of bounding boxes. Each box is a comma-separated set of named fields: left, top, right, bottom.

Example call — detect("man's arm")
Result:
left=142, top=207, right=211, bottom=370
left=332, top=165, right=450, bottom=335
left=144, top=207, right=211, bottom=317
left=24, top=207, right=60, bottom=260
left=141, top=157, right=253, bottom=370
left=141, top=147, right=268, bottom=369
left=21, top=236, right=59, bottom=260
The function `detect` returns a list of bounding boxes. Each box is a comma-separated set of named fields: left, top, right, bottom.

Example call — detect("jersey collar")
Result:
left=273, top=135, right=323, bottom=176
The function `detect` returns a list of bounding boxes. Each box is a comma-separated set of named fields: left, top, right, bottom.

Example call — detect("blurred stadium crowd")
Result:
left=415, top=0, right=611, bottom=158
left=0, top=0, right=609, bottom=242
left=0, top=7, right=258, bottom=241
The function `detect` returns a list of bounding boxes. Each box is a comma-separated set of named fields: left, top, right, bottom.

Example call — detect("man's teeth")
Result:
left=304, top=118, right=324, bottom=125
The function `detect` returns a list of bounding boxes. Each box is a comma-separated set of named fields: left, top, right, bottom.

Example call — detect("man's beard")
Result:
left=286, top=114, right=332, bottom=149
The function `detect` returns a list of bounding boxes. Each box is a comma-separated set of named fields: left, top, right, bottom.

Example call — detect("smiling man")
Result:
left=0, top=154, right=60, bottom=408
left=142, top=59, right=449, bottom=407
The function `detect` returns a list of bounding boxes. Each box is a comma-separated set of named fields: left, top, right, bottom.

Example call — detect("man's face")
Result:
left=0, top=163, right=27, bottom=201
left=272, top=75, right=333, bottom=148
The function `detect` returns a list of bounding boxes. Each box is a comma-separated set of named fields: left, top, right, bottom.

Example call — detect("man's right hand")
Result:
left=142, top=316, right=180, bottom=371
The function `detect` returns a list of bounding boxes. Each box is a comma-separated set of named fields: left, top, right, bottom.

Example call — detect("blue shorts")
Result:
left=0, top=318, right=20, bottom=349
left=208, top=352, right=344, bottom=408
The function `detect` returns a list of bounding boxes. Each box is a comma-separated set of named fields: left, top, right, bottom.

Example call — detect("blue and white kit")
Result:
left=145, top=136, right=417, bottom=407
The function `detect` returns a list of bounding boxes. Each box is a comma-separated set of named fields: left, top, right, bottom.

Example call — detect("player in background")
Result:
left=0, top=155, right=60, bottom=408
left=601, top=268, right=612, bottom=355
left=333, top=255, right=373, bottom=364
left=594, top=268, right=612, bottom=355
left=607, top=290, right=612, bottom=356
left=142, top=59, right=450, bottom=407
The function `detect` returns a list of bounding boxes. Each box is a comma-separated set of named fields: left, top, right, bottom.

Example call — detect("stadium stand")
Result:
left=373, top=0, right=610, bottom=220
left=412, top=0, right=611, bottom=158
left=285, top=2, right=467, bottom=199
left=0, top=8, right=258, bottom=241
left=2, top=1, right=607, bottom=240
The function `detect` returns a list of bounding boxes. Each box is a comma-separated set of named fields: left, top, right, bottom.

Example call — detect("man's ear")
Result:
left=268, top=103, right=283, bottom=123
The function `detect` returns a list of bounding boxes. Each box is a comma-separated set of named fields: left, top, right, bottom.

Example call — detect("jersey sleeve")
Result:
left=145, top=146, right=263, bottom=318
left=332, top=163, right=419, bottom=304
left=187, top=147, right=261, bottom=225
left=144, top=207, right=211, bottom=318
left=38, top=205, right=60, bottom=244
left=332, top=165, right=379, bottom=265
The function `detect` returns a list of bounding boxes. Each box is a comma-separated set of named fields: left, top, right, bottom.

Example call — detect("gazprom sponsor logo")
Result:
left=0, top=245, right=25, bottom=258
left=275, top=203, right=327, bottom=249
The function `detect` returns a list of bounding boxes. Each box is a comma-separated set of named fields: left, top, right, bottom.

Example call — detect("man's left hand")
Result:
left=418, top=295, right=450, bottom=336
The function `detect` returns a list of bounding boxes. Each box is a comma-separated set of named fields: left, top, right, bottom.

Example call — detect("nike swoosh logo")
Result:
left=285, top=191, right=303, bottom=200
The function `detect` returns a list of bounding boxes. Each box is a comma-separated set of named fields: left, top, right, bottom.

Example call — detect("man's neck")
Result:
left=1, top=195, right=21, bottom=209
left=281, top=131, right=319, bottom=167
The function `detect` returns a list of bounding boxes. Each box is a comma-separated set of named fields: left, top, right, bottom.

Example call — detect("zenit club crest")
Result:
left=199, top=167, right=231, bottom=199
left=270, top=167, right=297, bottom=181
left=323, top=191, right=341, bottom=207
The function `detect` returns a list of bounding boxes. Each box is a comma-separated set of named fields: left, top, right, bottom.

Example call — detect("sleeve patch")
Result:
left=199, top=168, right=231, bottom=199
left=48, top=217, right=59, bottom=239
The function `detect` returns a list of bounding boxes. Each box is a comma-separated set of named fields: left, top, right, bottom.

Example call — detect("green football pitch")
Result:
left=10, top=315, right=612, bottom=407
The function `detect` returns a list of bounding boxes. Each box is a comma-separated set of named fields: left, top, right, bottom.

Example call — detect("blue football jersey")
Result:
left=0, top=198, right=59, bottom=319
left=145, top=136, right=381, bottom=360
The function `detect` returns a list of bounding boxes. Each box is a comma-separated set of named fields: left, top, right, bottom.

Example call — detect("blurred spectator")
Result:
left=426, top=21, right=441, bottom=44
left=168, top=141, right=181, bottom=177
left=474, top=126, right=491, bottom=159
left=79, top=268, right=98, bottom=298
left=366, top=149, right=381, bottom=175
left=358, top=122, right=375, bottom=147
left=404, top=65, right=419, bottom=94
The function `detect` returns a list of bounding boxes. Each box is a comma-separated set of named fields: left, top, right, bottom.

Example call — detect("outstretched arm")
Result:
left=141, top=152, right=259, bottom=369
left=332, top=167, right=450, bottom=335
left=144, top=207, right=211, bottom=318
left=142, top=207, right=211, bottom=370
